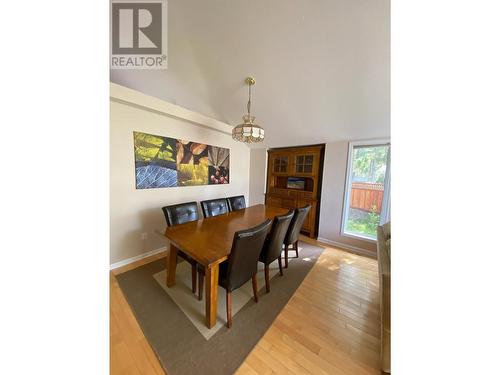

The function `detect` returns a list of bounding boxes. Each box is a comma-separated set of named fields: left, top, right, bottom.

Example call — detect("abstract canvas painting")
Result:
left=134, top=132, right=178, bottom=188
left=176, top=140, right=209, bottom=186
left=208, top=146, right=229, bottom=184
left=133, top=131, right=230, bottom=189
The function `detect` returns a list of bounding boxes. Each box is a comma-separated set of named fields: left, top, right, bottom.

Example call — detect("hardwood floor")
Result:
left=111, top=251, right=167, bottom=375
left=110, top=236, right=381, bottom=375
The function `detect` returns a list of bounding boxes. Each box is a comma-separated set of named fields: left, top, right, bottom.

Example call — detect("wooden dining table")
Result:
left=163, top=204, right=289, bottom=328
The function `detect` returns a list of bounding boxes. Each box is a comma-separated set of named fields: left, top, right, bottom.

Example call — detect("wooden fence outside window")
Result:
left=350, top=182, right=384, bottom=213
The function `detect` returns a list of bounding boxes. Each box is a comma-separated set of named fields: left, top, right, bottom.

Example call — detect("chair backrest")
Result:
left=227, top=195, right=246, bottom=211
left=283, top=205, right=311, bottom=246
left=162, top=201, right=199, bottom=227
left=225, top=219, right=272, bottom=291
left=260, top=210, right=294, bottom=264
left=200, top=198, right=229, bottom=218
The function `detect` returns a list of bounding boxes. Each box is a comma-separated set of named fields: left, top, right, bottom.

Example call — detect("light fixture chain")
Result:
left=247, top=82, right=252, bottom=116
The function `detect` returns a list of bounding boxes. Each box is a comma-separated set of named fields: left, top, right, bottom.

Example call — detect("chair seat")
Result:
left=195, top=261, right=228, bottom=281
left=217, top=261, right=229, bottom=288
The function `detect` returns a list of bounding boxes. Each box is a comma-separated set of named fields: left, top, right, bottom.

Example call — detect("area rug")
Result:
left=116, top=241, right=324, bottom=375
left=152, top=261, right=280, bottom=340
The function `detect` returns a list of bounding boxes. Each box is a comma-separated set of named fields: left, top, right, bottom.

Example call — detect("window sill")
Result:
left=341, top=231, right=377, bottom=243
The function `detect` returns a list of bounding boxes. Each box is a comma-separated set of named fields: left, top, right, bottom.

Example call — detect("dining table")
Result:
left=163, top=204, right=289, bottom=328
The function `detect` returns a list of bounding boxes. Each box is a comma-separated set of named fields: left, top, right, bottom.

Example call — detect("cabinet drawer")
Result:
left=281, top=189, right=291, bottom=197
left=298, top=191, right=313, bottom=199
left=271, top=188, right=288, bottom=197
left=266, top=196, right=281, bottom=207
left=281, top=198, right=297, bottom=209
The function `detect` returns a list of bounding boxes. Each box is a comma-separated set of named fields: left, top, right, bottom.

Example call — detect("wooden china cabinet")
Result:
left=265, top=144, right=325, bottom=238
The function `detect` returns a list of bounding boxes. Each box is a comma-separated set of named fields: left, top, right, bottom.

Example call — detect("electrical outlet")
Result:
left=141, top=232, right=148, bottom=240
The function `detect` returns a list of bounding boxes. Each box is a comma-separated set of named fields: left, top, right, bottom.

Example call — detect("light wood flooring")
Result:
left=110, top=236, right=381, bottom=375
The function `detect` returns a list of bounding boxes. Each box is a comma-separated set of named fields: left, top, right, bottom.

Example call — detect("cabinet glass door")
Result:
left=273, top=156, right=289, bottom=173
left=295, top=155, right=314, bottom=173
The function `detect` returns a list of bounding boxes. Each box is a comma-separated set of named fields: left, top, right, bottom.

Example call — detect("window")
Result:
left=341, top=140, right=391, bottom=241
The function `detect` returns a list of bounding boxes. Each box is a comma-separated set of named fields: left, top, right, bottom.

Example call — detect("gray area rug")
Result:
left=116, top=241, right=324, bottom=375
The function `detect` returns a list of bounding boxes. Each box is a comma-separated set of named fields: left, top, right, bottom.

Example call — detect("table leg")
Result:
left=166, top=243, right=178, bottom=287
left=205, top=264, right=219, bottom=328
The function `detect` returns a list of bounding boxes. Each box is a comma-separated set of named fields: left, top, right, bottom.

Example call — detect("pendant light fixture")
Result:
left=232, top=77, right=265, bottom=143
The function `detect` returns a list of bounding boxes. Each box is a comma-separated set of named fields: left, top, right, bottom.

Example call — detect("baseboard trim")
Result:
left=110, top=246, right=167, bottom=270
left=316, top=237, right=376, bottom=259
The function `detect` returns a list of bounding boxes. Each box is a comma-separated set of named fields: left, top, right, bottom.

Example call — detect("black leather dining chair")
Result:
left=283, top=205, right=311, bottom=268
left=220, top=219, right=271, bottom=328
left=258, top=210, right=294, bottom=293
left=197, top=219, right=271, bottom=328
left=200, top=198, right=229, bottom=218
left=226, top=195, right=246, bottom=211
left=162, top=201, right=201, bottom=295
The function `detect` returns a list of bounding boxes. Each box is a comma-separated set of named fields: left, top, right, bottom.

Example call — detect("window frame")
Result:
left=341, top=139, right=391, bottom=242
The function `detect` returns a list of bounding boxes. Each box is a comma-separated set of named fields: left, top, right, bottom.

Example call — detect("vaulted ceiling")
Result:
left=111, top=0, right=390, bottom=148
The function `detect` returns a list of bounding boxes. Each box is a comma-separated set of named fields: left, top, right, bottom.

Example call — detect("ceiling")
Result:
left=110, top=0, right=390, bottom=148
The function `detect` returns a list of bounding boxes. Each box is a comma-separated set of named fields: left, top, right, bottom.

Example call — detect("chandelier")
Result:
left=232, top=77, right=265, bottom=143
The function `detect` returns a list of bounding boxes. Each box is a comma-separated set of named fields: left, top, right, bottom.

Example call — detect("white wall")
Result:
left=317, top=142, right=377, bottom=256
left=248, top=149, right=267, bottom=206
left=110, top=84, right=250, bottom=265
